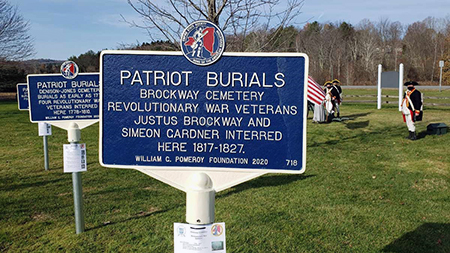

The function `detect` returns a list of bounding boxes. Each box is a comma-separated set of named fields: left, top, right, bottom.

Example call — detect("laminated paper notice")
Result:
left=63, top=144, right=87, bottom=173
left=38, top=122, right=52, bottom=136
left=174, top=222, right=226, bottom=253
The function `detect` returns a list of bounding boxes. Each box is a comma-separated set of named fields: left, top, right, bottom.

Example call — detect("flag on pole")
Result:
left=307, top=76, right=325, bottom=105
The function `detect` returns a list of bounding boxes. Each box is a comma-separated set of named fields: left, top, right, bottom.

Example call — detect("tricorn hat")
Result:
left=324, top=81, right=332, bottom=86
left=332, top=79, right=340, bottom=84
left=404, top=81, right=419, bottom=86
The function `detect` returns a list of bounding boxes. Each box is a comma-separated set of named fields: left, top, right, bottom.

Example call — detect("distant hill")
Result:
left=0, top=59, right=64, bottom=92
left=24, top=59, right=64, bottom=65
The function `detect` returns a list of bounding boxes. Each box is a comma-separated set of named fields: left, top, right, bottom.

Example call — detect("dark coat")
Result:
left=403, top=89, right=423, bottom=121
left=324, top=86, right=339, bottom=100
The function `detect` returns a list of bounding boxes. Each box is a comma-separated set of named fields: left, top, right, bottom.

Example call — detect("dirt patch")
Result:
left=136, top=206, right=160, bottom=217
left=57, top=187, right=97, bottom=197
left=143, top=186, right=158, bottom=191
left=412, top=178, right=448, bottom=191
left=32, top=212, right=52, bottom=221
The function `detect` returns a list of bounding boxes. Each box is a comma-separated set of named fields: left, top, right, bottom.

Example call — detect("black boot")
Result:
left=406, top=131, right=412, bottom=139
left=410, top=131, right=417, bottom=140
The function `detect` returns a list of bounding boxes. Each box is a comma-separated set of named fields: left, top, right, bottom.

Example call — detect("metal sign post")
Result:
left=18, top=83, right=53, bottom=171
left=43, top=136, right=49, bottom=171
left=67, top=123, right=85, bottom=234
left=439, top=60, right=444, bottom=92
left=38, top=122, right=52, bottom=171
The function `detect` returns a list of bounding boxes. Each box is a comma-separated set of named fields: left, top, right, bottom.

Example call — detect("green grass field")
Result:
left=1, top=96, right=449, bottom=252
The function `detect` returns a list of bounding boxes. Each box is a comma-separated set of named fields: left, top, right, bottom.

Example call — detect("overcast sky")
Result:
left=13, top=0, right=450, bottom=60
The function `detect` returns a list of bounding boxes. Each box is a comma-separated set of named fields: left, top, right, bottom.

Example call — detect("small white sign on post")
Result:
left=63, top=144, right=87, bottom=173
left=38, top=122, right=52, bottom=136
left=439, top=60, right=445, bottom=92
left=174, top=223, right=226, bottom=253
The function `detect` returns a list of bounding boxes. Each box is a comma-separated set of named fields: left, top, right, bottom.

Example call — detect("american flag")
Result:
left=307, top=76, right=325, bottom=105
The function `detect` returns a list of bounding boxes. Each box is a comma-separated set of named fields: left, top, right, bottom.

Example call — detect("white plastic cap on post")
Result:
left=186, top=172, right=215, bottom=225
left=67, top=122, right=81, bottom=143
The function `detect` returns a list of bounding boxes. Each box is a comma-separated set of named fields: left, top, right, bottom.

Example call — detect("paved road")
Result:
left=342, top=85, right=450, bottom=90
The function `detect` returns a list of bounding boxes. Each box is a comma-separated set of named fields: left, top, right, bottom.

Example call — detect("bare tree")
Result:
left=336, top=21, right=356, bottom=84
left=0, top=0, right=34, bottom=61
left=124, top=0, right=303, bottom=50
left=422, top=16, right=450, bottom=81
left=442, top=35, right=450, bottom=85
left=296, top=22, right=327, bottom=82
left=355, top=19, right=381, bottom=81
left=403, top=20, right=436, bottom=81
left=377, top=18, right=403, bottom=70
left=296, top=22, right=342, bottom=83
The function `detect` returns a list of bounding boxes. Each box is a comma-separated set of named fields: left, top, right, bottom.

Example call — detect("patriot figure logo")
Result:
left=60, top=61, right=79, bottom=79
left=211, top=224, right=224, bottom=236
left=181, top=20, right=225, bottom=66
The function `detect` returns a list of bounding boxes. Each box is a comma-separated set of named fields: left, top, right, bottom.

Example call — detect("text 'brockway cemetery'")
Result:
left=101, top=52, right=307, bottom=172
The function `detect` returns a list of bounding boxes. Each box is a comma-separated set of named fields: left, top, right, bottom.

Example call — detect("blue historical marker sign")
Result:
left=17, top=83, right=29, bottom=110
left=27, top=73, right=100, bottom=122
left=100, top=51, right=308, bottom=173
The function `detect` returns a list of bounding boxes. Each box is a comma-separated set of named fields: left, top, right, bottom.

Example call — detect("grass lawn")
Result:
left=1, top=100, right=449, bottom=252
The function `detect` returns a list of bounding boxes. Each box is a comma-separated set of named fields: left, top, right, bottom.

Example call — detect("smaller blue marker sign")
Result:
left=17, top=83, right=29, bottom=110
left=27, top=73, right=99, bottom=122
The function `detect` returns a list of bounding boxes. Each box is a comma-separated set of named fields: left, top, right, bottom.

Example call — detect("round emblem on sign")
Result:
left=181, top=20, right=225, bottom=66
left=211, top=224, right=223, bottom=236
left=60, top=61, right=79, bottom=79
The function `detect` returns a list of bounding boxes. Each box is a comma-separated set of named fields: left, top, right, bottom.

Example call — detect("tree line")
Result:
left=1, top=0, right=449, bottom=92
left=122, top=0, right=450, bottom=86
left=231, top=17, right=450, bottom=86
left=25, top=17, right=450, bottom=86
left=2, top=17, right=450, bottom=92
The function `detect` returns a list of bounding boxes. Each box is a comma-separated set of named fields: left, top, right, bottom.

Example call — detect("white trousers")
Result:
left=404, top=112, right=415, bottom=132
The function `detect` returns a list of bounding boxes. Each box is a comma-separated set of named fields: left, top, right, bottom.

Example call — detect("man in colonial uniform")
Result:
left=324, top=81, right=340, bottom=122
left=401, top=81, right=423, bottom=140
left=332, top=79, right=343, bottom=117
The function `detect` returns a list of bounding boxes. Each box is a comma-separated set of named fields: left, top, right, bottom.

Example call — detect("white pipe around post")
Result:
left=186, top=172, right=215, bottom=225
left=377, top=64, right=382, bottom=109
left=398, top=63, right=404, bottom=111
